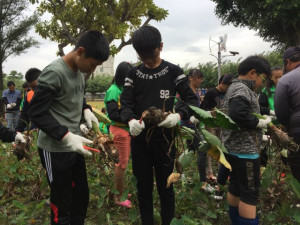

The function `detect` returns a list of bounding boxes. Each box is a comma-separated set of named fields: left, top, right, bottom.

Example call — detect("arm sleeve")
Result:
left=27, top=85, right=68, bottom=140
left=82, top=98, right=92, bottom=111
left=200, top=91, right=215, bottom=110
left=0, top=123, right=15, bottom=142
left=120, top=68, right=138, bottom=123
left=258, top=92, right=270, bottom=115
left=2, top=96, right=8, bottom=105
left=174, top=69, right=199, bottom=120
left=229, top=96, right=259, bottom=129
left=106, top=100, right=121, bottom=122
left=274, top=80, right=290, bottom=127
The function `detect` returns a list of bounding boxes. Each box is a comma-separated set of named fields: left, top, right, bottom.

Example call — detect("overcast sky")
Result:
left=3, top=0, right=275, bottom=75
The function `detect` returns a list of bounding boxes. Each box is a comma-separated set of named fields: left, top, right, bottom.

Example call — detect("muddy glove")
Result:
left=83, top=109, right=99, bottom=129
left=158, top=113, right=181, bottom=128
left=269, top=110, right=277, bottom=120
left=62, top=132, right=93, bottom=156
left=128, top=119, right=145, bottom=136
left=80, top=123, right=89, bottom=135
left=257, top=116, right=271, bottom=129
left=6, top=103, right=12, bottom=109
left=190, top=116, right=199, bottom=125
left=15, top=132, right=26, bottom=143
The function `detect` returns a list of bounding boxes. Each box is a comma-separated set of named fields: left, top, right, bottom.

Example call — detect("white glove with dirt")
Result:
left=15, top=132, right=26, bottom=143
left=128, top=119, right=145, bottom=136
left=83, top=109, right=99, bottom=129
left=158, top=113, right=181, bottom=128
left=190, top=116, right=199, bottom=125
left=6, top=103, right=12, bottom=109
left=257, top=116, right=271, bottom=129
left=269, top=110, right=276, bottom=116
left=80, top=123, right=89, bottom=135
left=62, top=132, right=93, bottom=156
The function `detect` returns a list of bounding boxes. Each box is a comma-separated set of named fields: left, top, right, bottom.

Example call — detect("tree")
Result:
left=7, top=70, right=24, bottom=80
left=85, top=74, right=113, bottom=100
left=34, top=0, right=168, bottom=56
left=0, top=0, right=39, bottom=111
left=211, top=0, right=300, bottom=48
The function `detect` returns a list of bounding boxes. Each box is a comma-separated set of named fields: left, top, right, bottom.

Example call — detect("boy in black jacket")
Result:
left=120, top=25, right=198, bottom=225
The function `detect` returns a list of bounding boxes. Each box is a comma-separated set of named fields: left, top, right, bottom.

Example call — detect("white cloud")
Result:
left=3, top=0, right=275, bottom=75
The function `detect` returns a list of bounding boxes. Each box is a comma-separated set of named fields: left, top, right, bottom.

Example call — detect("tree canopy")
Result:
left=211, top=0, right=300, bottom=48
left=34, top=0, right=168, bottom=56
left=0, top=0, right=39, bottom=92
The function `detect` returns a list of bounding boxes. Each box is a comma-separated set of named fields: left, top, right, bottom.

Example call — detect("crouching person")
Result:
left=222, top=56, right=271, bottom=225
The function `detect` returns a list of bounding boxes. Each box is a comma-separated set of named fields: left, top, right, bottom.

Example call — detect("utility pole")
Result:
left=209, top=34, right=239, bottom=82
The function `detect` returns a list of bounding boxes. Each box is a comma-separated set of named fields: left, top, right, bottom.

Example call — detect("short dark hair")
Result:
left=238, top=55, right=271, bottom=77
left=132, top=25, right=162, bottom=60
left=75, top=30, right=110, bottom=62
left=7, top=81, right=15, bottom=87
left=283, top=46, right=300, bottom=62
left=22, top=82, right=29, bottom=88
left=219, top=73, right=234, bottom=85
left=188, top=68, right=204, bottom=78
left=25, top=68, right=41, bottom=83
left=112, top=62, right=133, bottom=87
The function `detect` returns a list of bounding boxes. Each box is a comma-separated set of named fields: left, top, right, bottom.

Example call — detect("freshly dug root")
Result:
left=13, top=135, right=32, bottom=161
left=268, top=124, right=299, bottom=152
left=141, top=106, right=169, bottom=126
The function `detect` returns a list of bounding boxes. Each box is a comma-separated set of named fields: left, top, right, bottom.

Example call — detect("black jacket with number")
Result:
left=120, top=60, right=198, bottom=123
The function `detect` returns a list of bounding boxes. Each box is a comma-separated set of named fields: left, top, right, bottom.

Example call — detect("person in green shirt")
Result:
left=104, top=62, right=133, bottom=208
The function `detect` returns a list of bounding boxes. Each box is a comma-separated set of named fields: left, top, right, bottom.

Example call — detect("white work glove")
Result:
left=257, top=116, right=271, bottom=129
left=190, top=116, right=199, bottom=125
left=62, top=132, right=93, bottom=156
left=15, top=132, right=26, bottom=143
left=83, top=109, right=99, bottom=129
left=158, top=113, right=181, bottom=128
left=262, top=134, right=271, bottom=142
left=128, top=119, right=145, bottom=136
left=6, top=103, right=12, bottom=109
left=80, top=123, right=89, bottom=135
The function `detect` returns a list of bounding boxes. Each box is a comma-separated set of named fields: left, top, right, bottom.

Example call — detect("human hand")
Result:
left=62, top=132, right=93, bottom=156
left=15, top=132, right=26, bottom=143
left=158, top=113, right=181, bottom=128
left=257, top=116, right=271, bottom=129
left=83, top=109, right=99, bottom=129
left=80, top=123, right=89, bottom=135
left=128, top=119, right=145, bottom=136
left=269, top=110, right=276, bottom=116
left=6, top=103, right=12, bottom=109
left=190, top=116, right=199, bottom=125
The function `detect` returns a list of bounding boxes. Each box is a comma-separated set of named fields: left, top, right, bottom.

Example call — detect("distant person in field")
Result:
left=15, top=68, right=41, bottom=137
left=222, top=55, right=271, bottom=225
left=2, top=81, right=22, bottom=131
left=27, top=30, right=110, bottom=225
left=104, top=61, right=133, bottom=208
left=275, top=46, right=300, bottom=183
left=120, top=25, right=198, bottom=225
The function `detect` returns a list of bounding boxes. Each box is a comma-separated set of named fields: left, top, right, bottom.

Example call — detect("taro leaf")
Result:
left=180, top=126, right=195, bottom=140
left=198, top=141, right=211, bottom=152
left=207, top=146, right=232, bottom=171
left=178, top=150, right=195, bottom=169
left=214, top=109, right=239, bottom=130
left=201, top=129, right=228, bottom=153
left=129, top=208, right=138, bottom=222
left=189, top=105, right=216, bottom=127
left=289, top=176, right=300, bottom=199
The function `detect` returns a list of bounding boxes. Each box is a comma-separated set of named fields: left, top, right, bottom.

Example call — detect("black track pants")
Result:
left=131, top=128, right=175, bottom=225
left=38, top=148, right=89, bottom=225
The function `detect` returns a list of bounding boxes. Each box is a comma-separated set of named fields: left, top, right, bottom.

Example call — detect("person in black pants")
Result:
left=120, top=25, right=198, bottom=225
